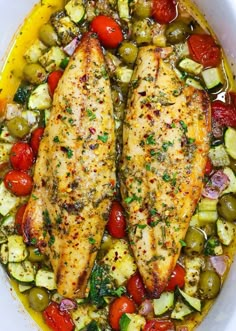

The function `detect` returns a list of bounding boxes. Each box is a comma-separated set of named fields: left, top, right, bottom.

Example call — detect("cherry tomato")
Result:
left=30, top=127, right=44, bottom=155
left=43, top=302, right=75, bottom=331
left=165, top=263, right=186, bottom=292
left=109, top=296, right=136, bottom=330
left=10, top=142, right=34, bottom=171
left=127, top=272, right=146, bottom=305
left=15, top=204, right=27, bottom=235
left=152, top=0, right=177, bottom=24
left=4, top=170, right=33, bottom=196
left=188, top=34, right=221, bottom=68
left=90, top=15, right=123, bottom=48
left=212, top=100, right=236, bottom=127
left=144, top=319, right=175, bottom=331
left=205, top=158, right=213, bottom=176
left=107, top=200, right=126, bottom=238
left=48, top=70, right=63, bottom=96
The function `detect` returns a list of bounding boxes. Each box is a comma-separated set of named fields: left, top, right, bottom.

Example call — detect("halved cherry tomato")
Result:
left=48, top=70, right=63, bottom=96
left=10, top=142, right=34, bottom=171
left=127, top=272, right=146, bottom=305
left=43, top=302, right=75, bottom=331
left=205, top=158, right=213, bottom=176
left=188, top=34, right=221, bottom=68
left=144, top=319, right=175, bottom=331
left=4, top=170, right=33, bottom=196
left=107, top=200, right=126, bottom=238
left=109, top=296, right=136, bottom=330
left=165, top=263, right=185, bottom=292
left=152, top=0, right=177, bottom=24
left=15, top=203, right=27, bottom=235
left=90, top=15, right=123, bottom=48
left=212, top=100, right=236, bottom=127
left=30, top=127, right=44, bottom=155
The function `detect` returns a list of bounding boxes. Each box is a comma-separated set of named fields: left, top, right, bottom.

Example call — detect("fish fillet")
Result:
left=23, top=33, right=116, bottom=298
left=120, top=46, right=211, bottom=297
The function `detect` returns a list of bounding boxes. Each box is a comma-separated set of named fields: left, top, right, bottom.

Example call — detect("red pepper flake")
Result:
left=89, top=127, right=96, bottom=134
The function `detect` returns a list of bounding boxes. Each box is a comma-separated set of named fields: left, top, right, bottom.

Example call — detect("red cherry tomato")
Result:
left=43, top=302, right=75, bottom=331
left=205, top=158, right=213, bottom=176
left=165, top=263, right=186, bottom=292
left=107, top=200, right=126, bottom=238
left=127, top=272, right=146, bottom=305
left=188, top=34, right=221, bottom=68
left=90, top=15, right=123, bottom=48
left=30, top=127, right=44, bottom=156
left=15, top=204, right=27, bottom=235
left=48, top=70, right=63, bottom=96
left=211, top=100, right=236, bottom=127
left=4, top=170, right=33, bottom=196
left=152, top=0, right=177, bottom=24
left=109, top=296, right=136, bottom=330
left=144, top=319, right=175, bottom=331
left=10, top=142, right=34, bottom=171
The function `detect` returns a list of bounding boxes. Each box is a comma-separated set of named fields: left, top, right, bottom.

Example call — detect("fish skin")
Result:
left=23, top=33, right=116, bottom=298
left=120, top=45, right=211, bottom=298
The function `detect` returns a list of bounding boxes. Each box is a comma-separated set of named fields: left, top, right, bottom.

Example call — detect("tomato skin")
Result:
left=107, top=200, right=126, bottom=238
left=90, top=16, right=123, bottom=48
left=165, top=263, right=186, bottom=292
left=30, top=127, right=44, bottom=155
left=43, top=302, right=75, bottom=331
left=48, top=70, right=63, bottom=96
left=15, top=203, right=27, bottom=235
left=188, top=34, right=221, bottom=68
left=152, top=0, right=177, bottom=24
left=4, top=170, right=33, bottom=196
left=212, top=100, right=236, bottom=127
left=205, top=158, right=213, bottom=176
left=144, top=319, right=175, bottom=331
left=127, top=272, right=146, bottom=305
left=109, top=296, right=136, bottom=330
left=10, top=142, right=34, bottom=171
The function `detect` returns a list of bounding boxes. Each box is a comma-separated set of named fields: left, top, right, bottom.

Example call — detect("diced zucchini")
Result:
left=217, top=218, right=236, bottom=246
left=198, top=211, right=218, bottom=225
left=153, top=291, right=174, bottom=316
left=72, top=305, right=94, bottom=331
left=204, top=236, right=223, bottom=256
left=8, top=260, right=35, bottom=283
left=86, top=321, right=101, bottom=331
left=0, top=243, right=9, bottom=264
left=28, top=83, right=52, bottom=110
left=179, top=58, right=203, bottom=75
left=184, top=256, right=203, bottom=296
left=222, top=167, right=236, bottom=195
left=65, top=0, right=85, bottom=23
left=190, top=213, right=200, bottom=227
left=0, top=143, right=12, bottom=163
left=18, top=283, right=33, bottom=293
left=102, top=239, right=137, bottom=286
left=118, top=0, right=130, bottom=20
left=1, top=214, right=15, bottom=235
left=119, top=313, right=146, bottom=331
left=0, top=231, right=7, bottom=244
left=44, top=109, right=51, bottom=126
left=0, top=126, right=17, bottom=143
left=171, top=300, right=193, bottom=320
left=0, top=181, right=20, bottom=216
left=39, top=46, right=65, bottom=72
left=198, top=198, right=218, bottom=212
left=185, top=77, right=203, bottom=90
left=202, top=67, right=224, bottom=89
left=8, top=235, right=28, bottom=263
left=208, top=144, right=230, bottom=167
left=175, top=42, right=190, bottom=58
left=13, top=85, right=32, bottom=104
left=153, top=34, right=166, bottom=47
left=24, top=39, right=47, bottom=64
left=178, top=288, right=201, bottom=312
left=225, top=127, right=236, bottom=159
left=115, top=67, right=133, bottom=84
left=22, top=110, right=39, bottom=127
left=35, top=269, right=57, bottom=290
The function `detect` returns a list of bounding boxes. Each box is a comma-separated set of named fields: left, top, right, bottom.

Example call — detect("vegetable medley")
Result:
left=0, top=0, right=236, bottom=330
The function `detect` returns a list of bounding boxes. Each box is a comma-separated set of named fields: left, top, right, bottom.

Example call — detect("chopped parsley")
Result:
left=146, top=134, right=156, bottom=145
left=53, top=136, right=60, bottom=143
left=98, top=132, right=108, bottom=143
left=86, top=109, right=96, bottom=121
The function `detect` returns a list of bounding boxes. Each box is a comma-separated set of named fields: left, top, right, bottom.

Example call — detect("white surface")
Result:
left=0, top=1, right=236, bottom=330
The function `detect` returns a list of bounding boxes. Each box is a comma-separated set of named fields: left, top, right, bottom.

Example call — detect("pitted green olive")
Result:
left=6, top=116, right=30, bottom=138
left=132, top=20, right=152, bottom=45
left=217, top=194, right=236, bottom=222
left=198, top=270, right=221, bottom=300
left=118, top=42, right=138, bottom=64
left=39, top=23, right=59, bottom=47
left=23, top=63, right=47, bottom=85
left=183, top=226, right=205, bottom=256
left=165, top=21, right=191, bottom=44
left=28, top=287, right=50, bottom=312
left=134, top=0, right=152, bottom=19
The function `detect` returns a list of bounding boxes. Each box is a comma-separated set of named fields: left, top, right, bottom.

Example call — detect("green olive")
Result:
left=6, top=116, right=30, bottom=138
left=28, top=287, right=50, bottom=312
left=132, top=20, right=152, bottom=45
left=23, top=63, right=47, bottom=85
left=118, top=42, right=138, bottom=65
left=39, top=23, right=59, bottom=47
left=183, top=226, right=205, bottom=256
left=198, top=270, right=221, bottom=300
left=165, top=21, right=191, bottom=44
left=27, top=246, right=45, bottom=263
left=134, top=0, right=152, bottom=19
left=217, top=194, right=236, bottom=222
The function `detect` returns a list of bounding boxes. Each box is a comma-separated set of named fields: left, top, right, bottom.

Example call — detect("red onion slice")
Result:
left=59, top=298, right=77, bottom=311
left=63, top=37, right=79, bottom=56
left=138, top=299, right=154, bottom=316
left=210, top=255, right=229, bottom=276
left=202, top=170, right=229, bottom=199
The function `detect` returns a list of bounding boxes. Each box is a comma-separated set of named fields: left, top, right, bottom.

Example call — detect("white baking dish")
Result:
left=0, top=1, right=236, bottom=330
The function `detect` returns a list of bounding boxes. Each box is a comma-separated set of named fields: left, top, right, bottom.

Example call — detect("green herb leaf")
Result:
left=98, top=132, right=108, bottom=143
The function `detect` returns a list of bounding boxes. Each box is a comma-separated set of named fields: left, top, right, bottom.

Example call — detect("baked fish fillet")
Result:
left=23, top=33, right=116, bottom=298
left=120, top=46, right=211, bottom=297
